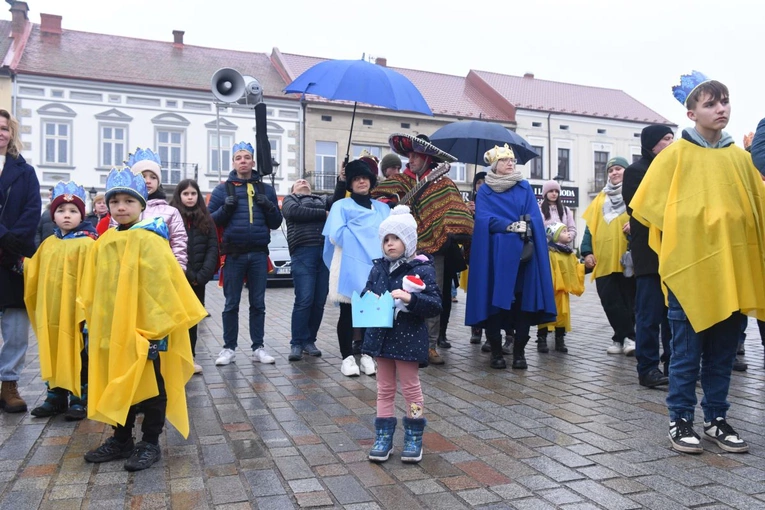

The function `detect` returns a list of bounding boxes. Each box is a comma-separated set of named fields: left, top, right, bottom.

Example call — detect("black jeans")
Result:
left=114, top=356, right=166, bottom=445
left=485, top=303, right=532, bottom=356
left=595, top=273, right=636, bottom=344
left=337, top=303, right=354, bottom=359
left=189, top=284, right=206, bottom=358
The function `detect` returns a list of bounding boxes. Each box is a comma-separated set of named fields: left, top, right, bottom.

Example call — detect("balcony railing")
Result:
left=160, top=161, right=199, bottom=186
left=304, top=171, right=338, bottom=192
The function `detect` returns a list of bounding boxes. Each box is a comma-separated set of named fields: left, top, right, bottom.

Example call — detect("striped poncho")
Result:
left=372, top=169, right=473, bottom=254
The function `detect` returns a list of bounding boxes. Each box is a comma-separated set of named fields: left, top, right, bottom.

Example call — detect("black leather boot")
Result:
left=536, top=328, right=549, bottom=353
left=554, top=327, right=568, bottom=353
left=513, top=336, right=529, bottom=369
left=487, top=331, right=506, bottom=369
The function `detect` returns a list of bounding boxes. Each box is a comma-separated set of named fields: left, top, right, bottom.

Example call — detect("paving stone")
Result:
left=323, top=474, right=373, bottom=504
left=456, top=488, right=502, bottom=506
left=489, top=483, right=534, bottom=500
left=565, top=480, right=642, bottom=510
left=0, top=489, right=45, bottom=510
left=507, top=498, right=556, bottom=510
left=288, top=478, right=324, bottom=493
left=346, top=462, right=396, bottom=487
left=207, top=475, right=248, bottom=505
left=369, top=485, right=424, bottom=509
left=169, top=490, right=209, bottom=510
left=417, top=492, right=469, bottom=509
left=294, top=491, right=333, bottom=508
left=256, top=495, right=296, bottom=510
left=274, top=456, right=314, bottom=481
left=405, top=479, right=445, bottom=495
left=242, top=469, right=287, bottom=497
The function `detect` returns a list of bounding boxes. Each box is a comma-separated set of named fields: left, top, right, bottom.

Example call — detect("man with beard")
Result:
left=623, top=125, right=674, bottom=388
left=373, top=134, right=473, bottom=365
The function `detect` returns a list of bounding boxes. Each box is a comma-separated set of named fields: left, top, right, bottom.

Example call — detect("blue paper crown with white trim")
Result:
left=672, top=70, right=710, bottom=106
left=125, top=147, right=162, bottom=168
left=105, top=167, right=148, bottom=203
left=351, top=291, right=394, bottom=328
left=52, top=181, right=87, bottom=206
left=232, top=141, right=254, bottom=155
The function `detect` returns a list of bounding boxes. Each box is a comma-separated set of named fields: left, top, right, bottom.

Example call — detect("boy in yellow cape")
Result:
left=80, top=168, right=206, bottom=471
left=25, top=181, right=97, bottom=420
left=631, top=72, right=765, bottom=456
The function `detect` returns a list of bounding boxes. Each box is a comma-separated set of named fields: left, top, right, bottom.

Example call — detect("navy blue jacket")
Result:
left=361, top=255, right=442, bottom=366
left=751, top=117, right=765, bottom=175
left=0, top=153, right=42, bottom=308
left=208, top=170, right=282, bottom=253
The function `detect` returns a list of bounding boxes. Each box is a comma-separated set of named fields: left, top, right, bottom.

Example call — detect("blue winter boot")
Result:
left=368, top=417, right=397, bottom=462
left=401, top=417, right=427, bottom=463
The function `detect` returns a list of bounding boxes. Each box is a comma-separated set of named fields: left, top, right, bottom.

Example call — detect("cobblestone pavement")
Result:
left=2, top=279, right=765, bottom=509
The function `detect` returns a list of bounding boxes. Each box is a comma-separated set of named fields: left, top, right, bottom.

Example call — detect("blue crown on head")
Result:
left=52, top=181, right=87, bottom=205
left=105, top=167, right=148, bottom=205
left=672, top=70, right=710, bottom=106
left=232, top=141, right=254, bottom=155
left=125, top=147, right=162, bottom=168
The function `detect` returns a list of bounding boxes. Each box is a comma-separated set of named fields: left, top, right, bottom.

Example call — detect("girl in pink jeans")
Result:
left=360, top=206, right=442, bottom=463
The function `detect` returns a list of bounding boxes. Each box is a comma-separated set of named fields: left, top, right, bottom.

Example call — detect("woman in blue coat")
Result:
left=466, top=144, right=556, bottom=370
left=0, top=109, right=42, bottom=412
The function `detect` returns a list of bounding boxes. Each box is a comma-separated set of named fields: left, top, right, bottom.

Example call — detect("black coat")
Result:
left=623, top=154, right=657, bottom=277
left=361, top=255, right=442, bottom=366
left=282, top=180, right=346, bottom=255
left=35, top=209, right=55, bottom=248
left=184, top=220, right=219, bottom=286
left=0, top=153, right=41, bottom=308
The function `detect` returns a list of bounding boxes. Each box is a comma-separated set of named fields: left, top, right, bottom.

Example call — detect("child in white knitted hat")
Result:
left=360, top=205, right=442, bottom=464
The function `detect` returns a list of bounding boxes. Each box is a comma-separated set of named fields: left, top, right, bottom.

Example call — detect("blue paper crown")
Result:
left=351, top=291, right=394, bottom=329
left=52, top=181, right=87, bottom=206
left=672, top=70, right=710, bottom=106
left=125, top=147, right=162, bottom=168
left=105, top=167, right=148, bottom=204
left=232, top=141, right=254, bottom=155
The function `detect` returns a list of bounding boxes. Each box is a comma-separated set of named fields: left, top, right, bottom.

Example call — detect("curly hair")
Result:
left=0, top=109, right=24, bottom=158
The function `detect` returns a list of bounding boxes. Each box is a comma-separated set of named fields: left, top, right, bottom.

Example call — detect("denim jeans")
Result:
left=0, top=307, right=30, bottom=381
left=634, top=275, right=671, bottom=377
left=666, top=291, right=740, bottom=423
left=222, top=251, right=268, bottom=351
left=290, top=245, right=329, bottom=347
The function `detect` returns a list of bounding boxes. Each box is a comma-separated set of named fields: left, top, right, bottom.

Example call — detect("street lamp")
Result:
left=88, top=187, right=98, bottom=200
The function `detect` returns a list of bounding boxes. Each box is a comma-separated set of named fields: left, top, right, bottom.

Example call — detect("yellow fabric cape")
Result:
left=630, top=139, right=765, bottom=332
left=581, top=192, right=629, bottom=281
left=24, top=235, right=95, bottom=396
left=540, top=250, right=585, bottom=331
left=78, top=227, right=206, bottom=438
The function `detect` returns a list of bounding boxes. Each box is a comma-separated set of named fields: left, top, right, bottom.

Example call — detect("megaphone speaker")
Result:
left=211, top=68, right=245, bottom=103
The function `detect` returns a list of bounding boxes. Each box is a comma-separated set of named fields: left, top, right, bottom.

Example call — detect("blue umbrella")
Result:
left=429, top=120, right=539, bottom=166
left=284, top=59, right=432, bottom=163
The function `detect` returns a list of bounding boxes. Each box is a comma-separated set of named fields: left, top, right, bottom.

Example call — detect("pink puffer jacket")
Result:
left=142, top=199, right=188, bottom=270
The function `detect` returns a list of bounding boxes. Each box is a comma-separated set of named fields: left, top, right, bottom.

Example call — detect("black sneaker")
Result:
left=733, top=356, right=748, bottom=372
left=303, top=343, right=322, bottom=357
left=668, top=419, right=702, bottom=454
left=639, top=369, right=669, bottom=388
left=124, top=441, right=162, bottom=471
left=703, top=417, right=749, bottom=453
left=84, top=437, right=134, bottom=463
left=288, top=345, right=303, bottom=361
left=481, top=341, right=491, bottom=353
left=437, top=335, right=452, bottom=349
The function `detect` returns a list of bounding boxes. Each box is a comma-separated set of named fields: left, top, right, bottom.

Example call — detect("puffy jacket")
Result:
left=281, top=180, right=345, bottom=255
left=623, top=155, right=658, bottom=276
left=184, top=219, right=218, bottom=286
left=208, top=170, right=282, bottom=253
left=0, top=153, right=42, bottom=308
left=143, top=199, right=188, bottom=270
left=360, top=255, right=442, bottom=366
left=752, top=117, right=765, bottom=174
left=35, top=208, right=55, bottom=247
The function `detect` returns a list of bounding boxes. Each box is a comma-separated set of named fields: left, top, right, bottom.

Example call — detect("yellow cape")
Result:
left=78, top=227, right=206, bottom=438
left=24, top=235, right=95, bottom=396
left=540, top=250, right=585, bottom=331
left=630, top=139, right=765, bottom=332
left=581, top=192, right=630, bottom=281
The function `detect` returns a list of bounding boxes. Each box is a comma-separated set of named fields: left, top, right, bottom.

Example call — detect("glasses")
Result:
left=499, top=158, right=517, bottom=164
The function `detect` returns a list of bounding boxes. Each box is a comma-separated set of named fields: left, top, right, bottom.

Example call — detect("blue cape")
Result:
left=465, top=180, right=556, bottom=326
left=323, top=198, right=390, bottom=299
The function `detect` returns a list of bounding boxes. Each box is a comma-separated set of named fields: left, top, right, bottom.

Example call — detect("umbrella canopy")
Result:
left=284, top=59, right=433, bottom=115
left=429, top=120, right=539, bottom=166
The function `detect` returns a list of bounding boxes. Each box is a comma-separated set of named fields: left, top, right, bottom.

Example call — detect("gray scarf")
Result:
left=683, top=127, right=735, bottom=149
left=602, top=180, right=625, bottom=224
left=484, top=170, right=525, bottom=193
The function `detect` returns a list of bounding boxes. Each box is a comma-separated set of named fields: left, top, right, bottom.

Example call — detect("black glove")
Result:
left=0, top=233, right=24, bottom=255
left=223, top=195, right=238, bottom=215
left=255, top=193, right=275, bottom=212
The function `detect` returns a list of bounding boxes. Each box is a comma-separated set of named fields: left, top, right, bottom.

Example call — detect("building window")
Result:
left=529, top=146, right=544, bottom=179
left=269, top=137, right=281, bottom=175
left=352, top=144, right=382, bottom=160
left=401, top=122, right=410, bottom=129
left=315, top=141, right=337, bottom=191
left=42, top=120, right=71, bottom=165
left=597, top=128, right=607, bottom=134
left=209, top=132, right=233, bottom=174
left=362, top=119, right=373, bottom=126
left=447, top=162, right=466, bottom=183
left=321, top=115, right=332, bottom=122
left=157, top=130, right=184, bottom=184
left=100, top=125, right=127, bottom=168
left=532, top=121, right=542, bottom=128
left=557, top=148, right=570, bottom=180
left=559, top=125, right=569, bottom=131
left=593, top=151, right=609, bottom=190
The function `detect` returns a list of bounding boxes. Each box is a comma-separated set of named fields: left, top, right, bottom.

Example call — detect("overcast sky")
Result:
left=18, top=0, right=765, bottom=142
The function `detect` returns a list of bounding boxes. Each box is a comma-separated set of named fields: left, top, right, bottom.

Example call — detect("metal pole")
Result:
left=216, top=104, right=223, bottom=183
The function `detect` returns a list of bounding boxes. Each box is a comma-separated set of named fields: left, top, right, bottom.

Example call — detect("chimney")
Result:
left=375, top=57, right=387, bottom=67
left=40, top=13, right=62, bottom=35
left=523, top=72, right=534, bottom=79
left=173, top=30, right=184, bottom=48
left=10, top=1, right=29, bottom=38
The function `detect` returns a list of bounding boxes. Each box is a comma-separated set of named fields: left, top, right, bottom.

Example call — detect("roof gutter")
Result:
left=547, top=112, right=553, bottom=180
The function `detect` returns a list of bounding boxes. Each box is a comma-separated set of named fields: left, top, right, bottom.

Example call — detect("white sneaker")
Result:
left=622, top=339, right=636, bottom=356
left=606, top=342, right=623, bottom=355
left=359, top=354, right=376, bottom=376
left=215, top=348, right=236, bottom=366
left=253, top=347, right=275, bottom=364
left=193, top=363, right=203, bottom=374
left=341, top=355, right=360, bottom=377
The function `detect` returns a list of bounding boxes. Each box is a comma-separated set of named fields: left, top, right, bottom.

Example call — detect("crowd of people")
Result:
left=2, top=70, right=765, bottom=470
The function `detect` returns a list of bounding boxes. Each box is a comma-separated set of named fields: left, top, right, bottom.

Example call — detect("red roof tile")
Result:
left=278, top=52, right=515, bottom=122
left=15, top=25, right=290, bottom=99
left=472, top=70, right=673, bottom=124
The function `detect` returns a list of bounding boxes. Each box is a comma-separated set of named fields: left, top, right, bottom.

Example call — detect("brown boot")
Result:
left=1, top=381, right=28, bottom=413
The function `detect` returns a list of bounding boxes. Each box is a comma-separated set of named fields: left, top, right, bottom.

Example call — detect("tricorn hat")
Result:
left=388, top=133, right=457, bottom=163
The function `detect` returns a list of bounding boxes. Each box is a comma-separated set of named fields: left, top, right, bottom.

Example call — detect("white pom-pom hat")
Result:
left=379, top=205, right=419, bottom=258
